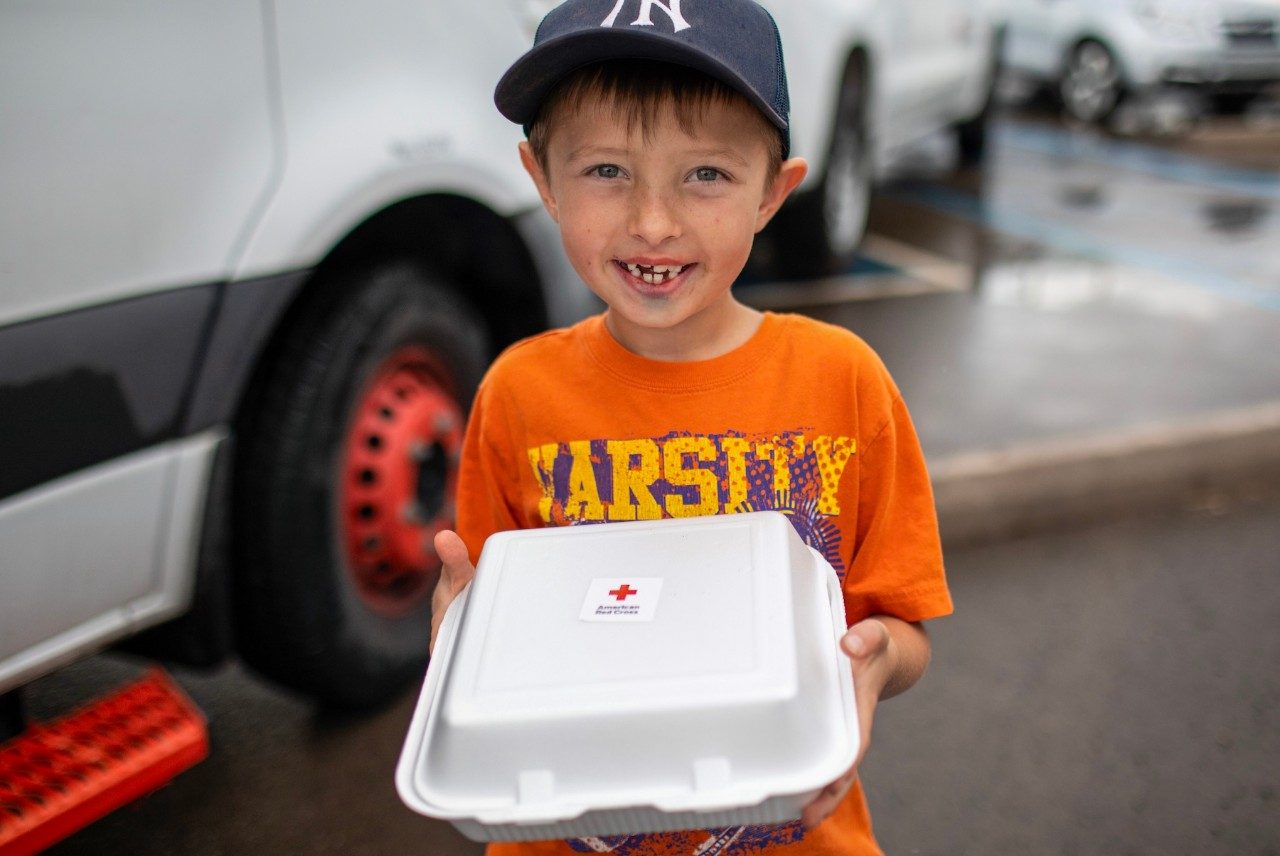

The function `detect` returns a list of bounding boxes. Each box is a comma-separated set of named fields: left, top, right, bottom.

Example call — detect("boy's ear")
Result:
left=518, top=141, right=559, bottom=223
left=755, top=157, right=809, bottom=233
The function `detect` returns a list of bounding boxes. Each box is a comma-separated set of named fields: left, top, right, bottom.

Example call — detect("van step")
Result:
left=0, top=668, right=208, bottom=855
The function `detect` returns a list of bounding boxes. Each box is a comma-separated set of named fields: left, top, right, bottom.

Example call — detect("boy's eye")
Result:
left=691, top=167, right=725, bottom=182
left=591, top=164, right=622, bottom=179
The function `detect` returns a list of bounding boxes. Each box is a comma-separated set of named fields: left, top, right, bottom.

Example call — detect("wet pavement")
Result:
left=23, top=106, right=1280, bottom=853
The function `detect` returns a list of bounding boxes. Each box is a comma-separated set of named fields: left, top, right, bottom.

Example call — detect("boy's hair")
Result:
left=526, top=60, right=786, bottom=187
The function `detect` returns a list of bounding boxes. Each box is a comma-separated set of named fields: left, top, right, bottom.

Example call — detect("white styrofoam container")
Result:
left=396, top=511, right=857, bottom=842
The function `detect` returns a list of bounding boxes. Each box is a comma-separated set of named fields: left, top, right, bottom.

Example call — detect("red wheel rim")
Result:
left=339, top=346, right=464, bottom=617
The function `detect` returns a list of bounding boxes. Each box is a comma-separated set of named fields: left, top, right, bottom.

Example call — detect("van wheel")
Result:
left=767, top=56, right=870, bottom=279
left=233, top=263, right=487, bottom=708
left=1061, top=40, right=1123, bottom=123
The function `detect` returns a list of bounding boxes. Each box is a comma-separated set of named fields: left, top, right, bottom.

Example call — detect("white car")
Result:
left=0, top=0, right=995, bottom=720
left=1001, top=0, right=1280, bottom=122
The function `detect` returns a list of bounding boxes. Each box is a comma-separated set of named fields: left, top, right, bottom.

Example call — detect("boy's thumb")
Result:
left=434, top=530, right=473, bottom=582
left=841, top=629, right=867, bottom=658
left=840, top=620, right=887, bottom=659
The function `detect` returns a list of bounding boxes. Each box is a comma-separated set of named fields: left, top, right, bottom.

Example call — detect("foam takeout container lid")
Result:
left=396, top=511, right=857, bottom=842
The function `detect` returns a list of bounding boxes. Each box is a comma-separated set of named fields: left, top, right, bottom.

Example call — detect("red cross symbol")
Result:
left=608, top=584, right=638, bottom=601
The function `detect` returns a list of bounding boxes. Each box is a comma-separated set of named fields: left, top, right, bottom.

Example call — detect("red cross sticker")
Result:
left=608, top=584, right=638, bottom=601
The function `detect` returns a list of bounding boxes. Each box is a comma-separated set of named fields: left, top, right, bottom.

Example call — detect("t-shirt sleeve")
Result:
left=454, top=376, right=524, bottom=565
left=845, top=391, right=952, bottom=624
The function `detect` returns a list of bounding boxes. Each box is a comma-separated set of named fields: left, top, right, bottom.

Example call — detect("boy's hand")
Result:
left=429, top=529, right=476, bottom=656
left=799, top=618, right=897, bottom=830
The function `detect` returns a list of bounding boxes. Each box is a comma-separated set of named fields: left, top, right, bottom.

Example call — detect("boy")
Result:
left=430, top=1, right=952, bottom=853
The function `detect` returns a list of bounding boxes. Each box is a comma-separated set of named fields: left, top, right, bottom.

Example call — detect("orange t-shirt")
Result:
left=454, top=311, right=952, bottom=856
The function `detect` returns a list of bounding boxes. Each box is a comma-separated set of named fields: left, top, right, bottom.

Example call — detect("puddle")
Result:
left=978, top=257, right=1226, bottom=320
left=1059, top=184, right=1106, bottom=210
left=1202, top=199, right=1270, bottom=234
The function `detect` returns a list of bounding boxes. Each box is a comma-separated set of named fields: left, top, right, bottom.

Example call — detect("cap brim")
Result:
left=494, top=28, right=788, bottom=133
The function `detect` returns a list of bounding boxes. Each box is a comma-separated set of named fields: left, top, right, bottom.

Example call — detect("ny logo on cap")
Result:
left=601, top=0, right=692, bottom=32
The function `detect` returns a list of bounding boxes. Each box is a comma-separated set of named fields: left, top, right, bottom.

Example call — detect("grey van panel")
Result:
left=0, top=285, right=218, bottom=502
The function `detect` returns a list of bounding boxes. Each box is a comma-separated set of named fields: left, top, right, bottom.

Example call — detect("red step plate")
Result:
left=0, top=668, right=209, bottom=855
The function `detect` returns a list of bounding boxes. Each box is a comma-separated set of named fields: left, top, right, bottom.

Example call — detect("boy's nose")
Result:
left=628, top=185, right=682, bottom=245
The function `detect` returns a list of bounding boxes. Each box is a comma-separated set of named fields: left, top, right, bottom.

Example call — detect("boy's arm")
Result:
left=799, top=615, right=932, bottom=830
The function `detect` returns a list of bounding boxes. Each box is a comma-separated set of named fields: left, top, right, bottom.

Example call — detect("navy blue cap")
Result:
left=495, top=0, right=791, bottom=156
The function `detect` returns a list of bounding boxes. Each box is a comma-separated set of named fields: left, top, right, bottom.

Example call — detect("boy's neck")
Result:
left=603, top=299, right=763, bottom=362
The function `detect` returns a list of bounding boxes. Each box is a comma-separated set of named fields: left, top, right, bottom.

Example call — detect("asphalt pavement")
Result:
left=863, top=492, right=1280, bottom=855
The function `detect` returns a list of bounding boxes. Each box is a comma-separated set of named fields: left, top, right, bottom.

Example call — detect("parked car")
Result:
left=1001, top=0, right=1280, bottom=123
left=0, top=0, right=997, bottom=718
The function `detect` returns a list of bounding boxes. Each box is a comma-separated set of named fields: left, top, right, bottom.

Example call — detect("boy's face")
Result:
left=520, top=91, right=806, bottom=357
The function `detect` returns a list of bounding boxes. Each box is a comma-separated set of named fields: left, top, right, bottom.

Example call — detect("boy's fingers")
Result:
left=799, top=766, right=858, bottom=829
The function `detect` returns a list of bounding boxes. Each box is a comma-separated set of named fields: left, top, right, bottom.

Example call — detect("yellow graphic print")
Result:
left=526, top=429, right=856, bottom=572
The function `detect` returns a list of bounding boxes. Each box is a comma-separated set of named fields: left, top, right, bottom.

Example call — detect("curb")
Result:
left=930, top=402, right=1280, bottom=545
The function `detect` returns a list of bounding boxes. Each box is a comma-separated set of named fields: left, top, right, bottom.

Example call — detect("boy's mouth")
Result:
left=614, top=260, right=695, bottom=286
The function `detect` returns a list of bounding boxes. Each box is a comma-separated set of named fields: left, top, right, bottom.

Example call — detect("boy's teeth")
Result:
left=622, top=261, right=688, bottom=283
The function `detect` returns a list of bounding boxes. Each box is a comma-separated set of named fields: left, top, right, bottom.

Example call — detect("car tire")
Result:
left=767, top=55, right=871, bottom=280
left=233, top=262, right=487, bottom=709
left=1060, top=40, right=1123, bottom=124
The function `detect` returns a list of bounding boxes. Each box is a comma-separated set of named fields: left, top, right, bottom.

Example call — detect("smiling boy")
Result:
left=427, top=1, right=952, bottom=854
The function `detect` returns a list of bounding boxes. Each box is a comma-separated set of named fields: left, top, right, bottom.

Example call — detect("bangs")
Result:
left=527, top=60, right=784, bottom=179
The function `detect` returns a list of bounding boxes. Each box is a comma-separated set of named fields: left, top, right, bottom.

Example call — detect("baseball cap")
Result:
left=494, top=0, right=791, bottom=157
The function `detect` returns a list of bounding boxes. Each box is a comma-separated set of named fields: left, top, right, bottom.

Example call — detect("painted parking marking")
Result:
left=998, top=120, right=1280, bottom=202
left=739, top=234, right=971, bottom=310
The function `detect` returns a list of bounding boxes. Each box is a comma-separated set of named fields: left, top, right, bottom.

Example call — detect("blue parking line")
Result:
left=998, top=121, right=1280, bottom=202
left=889, top=182, right=1280, bottom=313
left=851, top=255, right=898, bottom=276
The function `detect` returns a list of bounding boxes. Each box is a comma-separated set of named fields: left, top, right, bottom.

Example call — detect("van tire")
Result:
left=233, top=263, right=487, bottom=708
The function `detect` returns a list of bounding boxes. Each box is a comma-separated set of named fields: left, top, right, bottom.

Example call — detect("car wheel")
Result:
left=767, top=56, right=870, bottom=280
left=233, top=262, right=487, bottom=708
left=1060, top=40, right=1123, bottom=123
